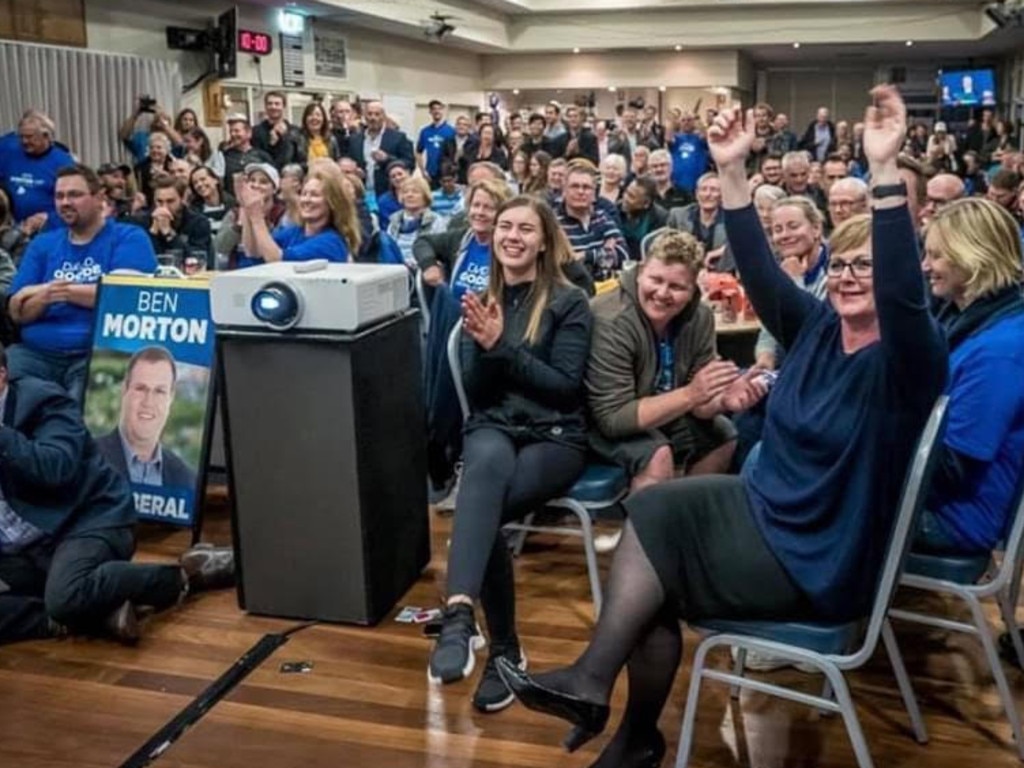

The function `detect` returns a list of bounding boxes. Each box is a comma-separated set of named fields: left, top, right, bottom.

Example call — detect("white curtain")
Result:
left=0, top=41, right=182, bottom=168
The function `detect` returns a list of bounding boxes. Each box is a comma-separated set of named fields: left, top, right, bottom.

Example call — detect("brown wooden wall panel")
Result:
left=0, top=0, right=85, bottom=48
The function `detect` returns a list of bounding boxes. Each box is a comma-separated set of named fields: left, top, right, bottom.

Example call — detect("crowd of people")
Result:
left=0, top=81, right=1023, bottom=766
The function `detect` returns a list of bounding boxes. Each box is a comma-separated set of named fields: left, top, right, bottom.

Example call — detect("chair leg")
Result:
left=675, top=640, right=713, bottom=768
left=967, top=595, right=1024, bottom=758
left=819, top=678, right=835, bottom=717
left=998, top=590, right=1024, bottom=669
left=823, top=664, right=875, bottom=768
left=511, top=513, right=534, bottom=558
left=730, top=648, right=747, bottom=700
left=573, top=504, right=603, bottom=619
left=881, top=618, right=929, bottom=744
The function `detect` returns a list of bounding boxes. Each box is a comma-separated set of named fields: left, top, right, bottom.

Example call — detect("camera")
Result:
left=139, top=95, right=157, bottom=113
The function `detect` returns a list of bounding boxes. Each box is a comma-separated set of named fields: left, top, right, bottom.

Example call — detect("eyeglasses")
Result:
left=826, top=257, right=873, bottom=278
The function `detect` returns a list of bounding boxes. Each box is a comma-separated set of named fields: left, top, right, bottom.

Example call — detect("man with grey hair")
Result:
left=781, top=151, right=827, bottom=212
left=346, top=100, right=414, bottom=197
left=0, top=110, right=74, bottom=232
left=919, top=173, right=965, bottom=227
left=827, top=177, right=870, bottom=228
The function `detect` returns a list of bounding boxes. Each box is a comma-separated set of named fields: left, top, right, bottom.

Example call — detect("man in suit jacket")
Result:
left=595, top=120, right=632, bottom=167
left=95, top=346, right=197, bottom=490
left=0, top=345, right=232, bottom=646
left=562, top=106, right=600, bottom=166
left=346, top=100, right=415, bottom=198
left=665, top=172, right=734, bottom=272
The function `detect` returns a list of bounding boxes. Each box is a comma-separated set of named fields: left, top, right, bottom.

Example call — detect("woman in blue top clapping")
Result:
left=237, top=166, right=360, bottom=266
left=497, top=86, right=948, bottom=768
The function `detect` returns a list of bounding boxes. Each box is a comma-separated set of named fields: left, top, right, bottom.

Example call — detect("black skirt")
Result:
left=628, top=475, right=815, bottom=622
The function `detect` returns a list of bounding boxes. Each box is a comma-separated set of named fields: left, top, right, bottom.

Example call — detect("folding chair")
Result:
left=675, top=396, right=949, bottom=768
left=887, top=475, right=1024, bottom=758
left=640, top=226, right=675, bottom=261
left=447, top=321, right=627, bottom=619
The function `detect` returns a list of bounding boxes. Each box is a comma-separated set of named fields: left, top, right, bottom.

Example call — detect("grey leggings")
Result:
left=446, top=427, right=585, bottom=601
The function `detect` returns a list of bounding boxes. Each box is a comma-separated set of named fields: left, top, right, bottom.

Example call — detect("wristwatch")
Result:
left=870, top=182, right=908, bottom=199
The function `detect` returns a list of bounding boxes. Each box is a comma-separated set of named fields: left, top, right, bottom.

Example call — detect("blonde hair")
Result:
left=772, top=195, right=824, bottom=229
left=467, top=177, right=511, bottom=210
left=643, top=230, right=704, bottom=278
left=306, top=167, right=361, bottom=256
left=400, top=176, right=432, bottom=209
left=926, top=198, right=1024, bottom=303
left=829, top=213, right=872, bottom=256
left=486, top=196, right=571, bottom=345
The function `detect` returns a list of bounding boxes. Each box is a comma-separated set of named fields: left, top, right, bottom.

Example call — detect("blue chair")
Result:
left=447, top=321, right=627, bottom=619
left=887, top=476, right=1024, bottom=758
left=675, top=397, right=949, bottom=768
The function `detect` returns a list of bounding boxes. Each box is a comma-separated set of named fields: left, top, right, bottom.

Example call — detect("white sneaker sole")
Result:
left=427, top=629, right=487, bottom=685
left=476, top=652, right=528, bottom=713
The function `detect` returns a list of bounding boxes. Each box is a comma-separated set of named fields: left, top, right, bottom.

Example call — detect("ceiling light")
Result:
left=512, top=88, right=520, bottom=94
left=608, top=86, right=616, bottom=92
left=674, top=44, right=682, bottom=51
left=659, top=86, right=666, bottom=92
left=792, top=42, right=801, bottom=48
left=573, top=47, right=580, bottom=53
left=905, top=40, right=914, bottom=46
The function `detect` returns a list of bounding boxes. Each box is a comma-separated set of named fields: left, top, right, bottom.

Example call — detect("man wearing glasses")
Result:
left=556, top=166, right=628, bottom=282
left=919, top=173, right=965, bottom=227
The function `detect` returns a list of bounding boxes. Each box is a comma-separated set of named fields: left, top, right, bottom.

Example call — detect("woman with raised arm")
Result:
left=497, top=86, right=948, bottom=768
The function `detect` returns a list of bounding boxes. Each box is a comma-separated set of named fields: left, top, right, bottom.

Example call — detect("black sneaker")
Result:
left=473, top=645, right=527, bottom=713
left=428, top=603, right=485, bottom=684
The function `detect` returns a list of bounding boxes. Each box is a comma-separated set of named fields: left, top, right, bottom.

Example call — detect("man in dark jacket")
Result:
left=95, top=346, right=197, bottom=490
left=799, top=106, right=837, bottom=163
left=562, top=106, right=600, bottom=166
left=0, top=347, right=233, bottom=646
left=251, top=91, right=299, bottom=169
left=346, top=101, right=415, bottom=199
left=218, top=116, right=274, bottom=197
left=134, top=176, right=211, bottom=264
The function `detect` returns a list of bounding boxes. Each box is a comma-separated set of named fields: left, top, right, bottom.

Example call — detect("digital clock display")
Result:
left=238, top=30, right=273, bottom=56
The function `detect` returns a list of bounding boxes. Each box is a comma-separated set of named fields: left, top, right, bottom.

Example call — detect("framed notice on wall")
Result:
left=280, top=32, right=305, bottom=88
left=83, top=276, right=216, bottom=528
left=314, top=24, right=347, bottom=79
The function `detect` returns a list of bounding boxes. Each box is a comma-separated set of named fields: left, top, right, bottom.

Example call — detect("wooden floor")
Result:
left=2, top=496, right=1024, bottom=768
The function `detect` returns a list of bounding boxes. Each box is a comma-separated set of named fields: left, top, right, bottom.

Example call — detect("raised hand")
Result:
left=862, top=85, right=907, bottom=168
left=706, top=106, right=755, bottom=171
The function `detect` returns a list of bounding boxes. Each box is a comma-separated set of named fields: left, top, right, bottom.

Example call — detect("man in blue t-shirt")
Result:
left=7, top=164, right=158, bottom=402
left=667, top=112, right=709, bottom=195
left=417, top=100, right=456, bottom=189
left=0, top=111, right=74, bottom=231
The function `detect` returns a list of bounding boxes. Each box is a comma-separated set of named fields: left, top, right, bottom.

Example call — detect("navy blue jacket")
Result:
left=0, top=377, right=135, bottom=538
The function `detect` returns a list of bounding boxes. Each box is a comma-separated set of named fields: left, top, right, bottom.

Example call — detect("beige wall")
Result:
left=482, top=50, right=743, bottom=90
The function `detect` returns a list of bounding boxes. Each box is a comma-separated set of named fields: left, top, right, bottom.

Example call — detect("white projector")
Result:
left=210, top=260, right=410, bottom=332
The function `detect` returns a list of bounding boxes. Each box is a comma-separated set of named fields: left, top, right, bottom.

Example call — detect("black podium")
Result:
left=217, top=310, right=429, bottom=625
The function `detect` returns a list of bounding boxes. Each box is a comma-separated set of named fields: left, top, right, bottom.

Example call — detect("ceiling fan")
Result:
left=422, top=11, right=457, bottom=41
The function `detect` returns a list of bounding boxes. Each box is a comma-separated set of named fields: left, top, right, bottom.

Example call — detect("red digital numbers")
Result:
left=238, top=30, right=272, bottom=56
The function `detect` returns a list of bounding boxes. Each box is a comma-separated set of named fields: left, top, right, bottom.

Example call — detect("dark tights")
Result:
left=533, top=521, right=677, bottom=765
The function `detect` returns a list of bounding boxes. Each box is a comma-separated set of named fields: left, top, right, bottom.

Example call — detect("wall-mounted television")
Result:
left=939, top=68, right=997, bottom=107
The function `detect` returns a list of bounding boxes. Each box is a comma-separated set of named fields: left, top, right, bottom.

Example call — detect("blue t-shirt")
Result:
left=932, top=311, right=1024, bottom=552
left=10, top=219, right=158, bottom=353
left=377, top=192, right=402, bottom=227
left=236, top=226, right=349, bottom=269
left=449, top=236, right=491, bottom=301
left=669, top=132, right=709, bottom=194
left=0, top=143, right=75, bottom=222
left=417, top=122, right=456, bottom=179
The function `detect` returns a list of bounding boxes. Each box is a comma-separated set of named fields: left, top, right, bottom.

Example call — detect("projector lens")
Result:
left=251, top=282, right=301, bottom=329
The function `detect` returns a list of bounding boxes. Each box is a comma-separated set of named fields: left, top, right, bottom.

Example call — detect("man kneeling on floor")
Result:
left=0, top=345, right=233, bottom=645
left=586, top=230, right=768, bottom=550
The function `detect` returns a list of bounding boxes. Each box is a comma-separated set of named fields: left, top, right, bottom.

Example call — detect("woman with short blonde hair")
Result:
left=599, top=153, right=627, bottom=204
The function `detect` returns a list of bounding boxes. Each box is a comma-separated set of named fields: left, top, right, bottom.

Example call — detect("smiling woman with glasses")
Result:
left=498, top=86, right=949, bottom=767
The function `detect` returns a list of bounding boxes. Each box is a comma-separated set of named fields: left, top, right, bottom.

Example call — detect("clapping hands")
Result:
left=461, top=292, right=503, bottom=351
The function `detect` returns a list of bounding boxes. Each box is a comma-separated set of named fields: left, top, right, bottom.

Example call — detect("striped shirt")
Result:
left=556, top=203, right=630, bottom=281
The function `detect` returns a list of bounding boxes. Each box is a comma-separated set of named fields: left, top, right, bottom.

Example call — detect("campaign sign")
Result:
left=83, top=275, right=215, bottom=527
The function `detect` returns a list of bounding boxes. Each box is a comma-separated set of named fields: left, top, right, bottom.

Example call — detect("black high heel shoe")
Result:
left=495, top=658, right=610, bottom=753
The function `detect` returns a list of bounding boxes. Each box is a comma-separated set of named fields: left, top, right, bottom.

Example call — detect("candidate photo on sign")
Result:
left=95, top=346, right=197, bottom=489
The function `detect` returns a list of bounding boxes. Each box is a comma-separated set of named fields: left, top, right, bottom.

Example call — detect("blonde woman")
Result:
left=428, top=195, right=593, bottom=716
left=238, top=166, right=359, bottom=266
left=387, top=176, right=445, bottom=265
left=917, top=198, right=1024, bottom=556
left=599, top=153, right=627, bottom=204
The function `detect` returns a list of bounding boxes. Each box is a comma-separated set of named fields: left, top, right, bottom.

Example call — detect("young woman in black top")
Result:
left=428, top=196, right=593, bottom=714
